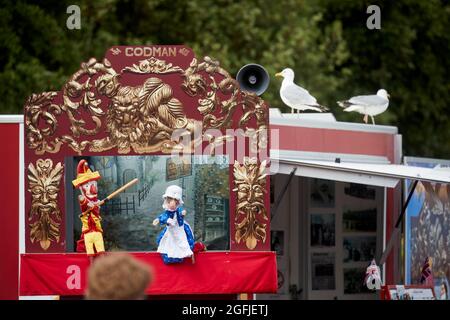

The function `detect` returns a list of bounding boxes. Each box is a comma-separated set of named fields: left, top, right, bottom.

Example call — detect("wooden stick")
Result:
left=101, top=178, right=139, bottom=204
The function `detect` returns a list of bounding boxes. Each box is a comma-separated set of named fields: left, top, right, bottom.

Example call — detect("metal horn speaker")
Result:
left=236, top=64, right=270, bottom=96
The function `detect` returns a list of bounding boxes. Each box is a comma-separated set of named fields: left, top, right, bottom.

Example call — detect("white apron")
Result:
left=157, top=218, right=193, bottom=259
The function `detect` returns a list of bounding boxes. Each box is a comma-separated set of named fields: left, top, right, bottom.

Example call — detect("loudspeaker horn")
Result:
left=236, top=64, right=270, bottom=96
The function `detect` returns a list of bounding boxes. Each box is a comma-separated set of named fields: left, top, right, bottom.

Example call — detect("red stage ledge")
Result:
left=20, top=251, right=277, bottom=296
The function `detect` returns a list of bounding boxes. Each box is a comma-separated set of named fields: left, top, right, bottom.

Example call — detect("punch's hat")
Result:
left=72, top=159, right=101, bottom=188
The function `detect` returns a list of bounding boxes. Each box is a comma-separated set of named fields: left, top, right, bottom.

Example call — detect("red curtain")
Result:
left=20, top=251, right=277, bottom=296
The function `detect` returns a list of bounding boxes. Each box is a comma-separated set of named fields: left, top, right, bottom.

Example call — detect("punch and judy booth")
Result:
left=18, top=45, right=277, bottom=298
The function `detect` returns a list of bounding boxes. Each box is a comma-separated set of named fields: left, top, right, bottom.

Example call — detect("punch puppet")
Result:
left=72, top=160, right=105, bottom=261
left=72, top=160, right=138, bottom=261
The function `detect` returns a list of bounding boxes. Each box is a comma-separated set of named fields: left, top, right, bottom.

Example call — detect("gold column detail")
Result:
left=233, top=157, right=268, bottom=249
left=27, top=159, right=63, bottom=250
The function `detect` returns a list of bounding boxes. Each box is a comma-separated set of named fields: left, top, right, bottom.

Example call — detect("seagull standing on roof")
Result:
left=337, top=89, right=390, bottom=124
left=275, top=68, right=328, bottom=113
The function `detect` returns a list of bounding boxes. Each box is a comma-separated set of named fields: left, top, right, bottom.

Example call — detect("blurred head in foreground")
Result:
left=85, top=252, right=153, bottom=300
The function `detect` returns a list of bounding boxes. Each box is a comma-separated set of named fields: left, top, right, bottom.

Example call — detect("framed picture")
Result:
left=311, top=213, right=335, bottom=247
left=342, top=207, right=377, bottom=232
left=311, top=252, right=335, bottom=290
left=343, top=236, right=377, bottom=263
left=310, top=179, right=335, bottom=208
left=166, top=155, right=192, bottom=181
left=344, top=183, right=376, bottom=200
left=404, top=158, right=450, bottom=286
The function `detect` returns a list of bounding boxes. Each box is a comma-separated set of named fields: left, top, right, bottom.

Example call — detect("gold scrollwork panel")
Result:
left=27, top=159, right=63, bottom=250
left=233, top=157, right=268, bottom=250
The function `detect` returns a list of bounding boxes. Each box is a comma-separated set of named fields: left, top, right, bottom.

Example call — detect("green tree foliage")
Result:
left=0, top=0, right=449, bottom=157
left=320, top=0, right=450, bottom=157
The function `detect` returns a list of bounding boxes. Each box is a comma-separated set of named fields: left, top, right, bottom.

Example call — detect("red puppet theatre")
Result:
left=72, top=160, right=105, bottom=259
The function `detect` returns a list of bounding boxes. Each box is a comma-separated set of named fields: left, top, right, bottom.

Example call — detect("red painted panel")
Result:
left=272, top=125, right=394, bottom=159
left=0, top=124, right=19, bottom=300
left=20, top=251, right=277, bottom=296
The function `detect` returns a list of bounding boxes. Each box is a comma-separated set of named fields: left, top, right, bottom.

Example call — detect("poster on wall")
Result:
left=342, top=207, right=377, bottom=233
left=404, top=157, right=450, bottom=300
left=343, top=236, right=377, bottom=263
left=310, top=213, right=335, bottom=247
left=311, top=252, right=335, bottom=290
left=310, top=179, right=335, bottom=208
left=344, top=183, right=376, bottom=200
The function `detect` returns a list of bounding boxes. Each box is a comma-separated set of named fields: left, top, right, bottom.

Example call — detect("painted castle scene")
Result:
left=66, top=155, right=230, bottom=251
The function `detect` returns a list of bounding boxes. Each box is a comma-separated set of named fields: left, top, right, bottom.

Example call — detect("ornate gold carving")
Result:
left=182, top=56, right=238, bottom=130
left=25, top=52, right=268, bottom=156
left=89, top=77, right=200, bottom=154
left=181, top=56, right=268, bottom=152
left=27, top=159, right=63, bottom=250
left=25, top=58, right=117, bottom=155
left=62, top=58, right=112, bottom=137
left=122, top=57, right=183, bottom=74
left=233, top=157, right=268, bottom=250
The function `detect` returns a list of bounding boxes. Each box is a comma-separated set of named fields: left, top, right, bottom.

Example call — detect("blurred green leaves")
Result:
left=0, top=0, right=449, bottom=158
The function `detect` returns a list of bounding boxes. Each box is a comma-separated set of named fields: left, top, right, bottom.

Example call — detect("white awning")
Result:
left=271, top=158, right=450, bottom=188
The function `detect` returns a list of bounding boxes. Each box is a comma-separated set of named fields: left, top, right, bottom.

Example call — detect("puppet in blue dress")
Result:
left=152, top=185, right=195, bottom=264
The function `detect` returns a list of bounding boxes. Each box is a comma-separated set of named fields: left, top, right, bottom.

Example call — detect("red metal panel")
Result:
left=272, top=124, right=395, bottom=159
left=20, top=251, right=277, bottom=296
left=0, top=124, right=19, bottom=300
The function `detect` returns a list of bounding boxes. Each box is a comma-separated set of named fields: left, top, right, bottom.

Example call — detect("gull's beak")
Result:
left=388, top=94, right=391, bottom=98
left=275, top=72, right=282, bottom=78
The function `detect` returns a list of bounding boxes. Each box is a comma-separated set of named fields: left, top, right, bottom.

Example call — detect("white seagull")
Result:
left=275, top=68, right=328, bottom=113
left=338, top=89, right=390, bottom=124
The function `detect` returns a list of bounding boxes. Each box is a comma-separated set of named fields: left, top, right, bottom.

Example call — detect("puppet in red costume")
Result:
left=72, top=160, right=105, bottom=259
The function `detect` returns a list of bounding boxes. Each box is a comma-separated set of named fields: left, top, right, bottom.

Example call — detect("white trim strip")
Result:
left=272, top=158, right=450, bottom=185
left=18, top=123, right=25, bottom=298
left=382, top=187, right=387, bottom=286
left=273, top=161, right=399, bottom=188
left=271, top=149, right=391, bottom=164
left=19, top=123, right=25, bottom=254
left=0, top=115, right=24, bottom=123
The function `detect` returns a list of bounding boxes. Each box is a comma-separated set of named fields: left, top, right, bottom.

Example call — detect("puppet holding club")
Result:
left=72, top=159, right=138, bottom=260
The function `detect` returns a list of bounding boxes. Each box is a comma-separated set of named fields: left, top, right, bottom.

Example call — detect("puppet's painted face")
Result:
left=165, top=197, right=179, bottom=211
left=80, top=180, right=98, bottom=200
